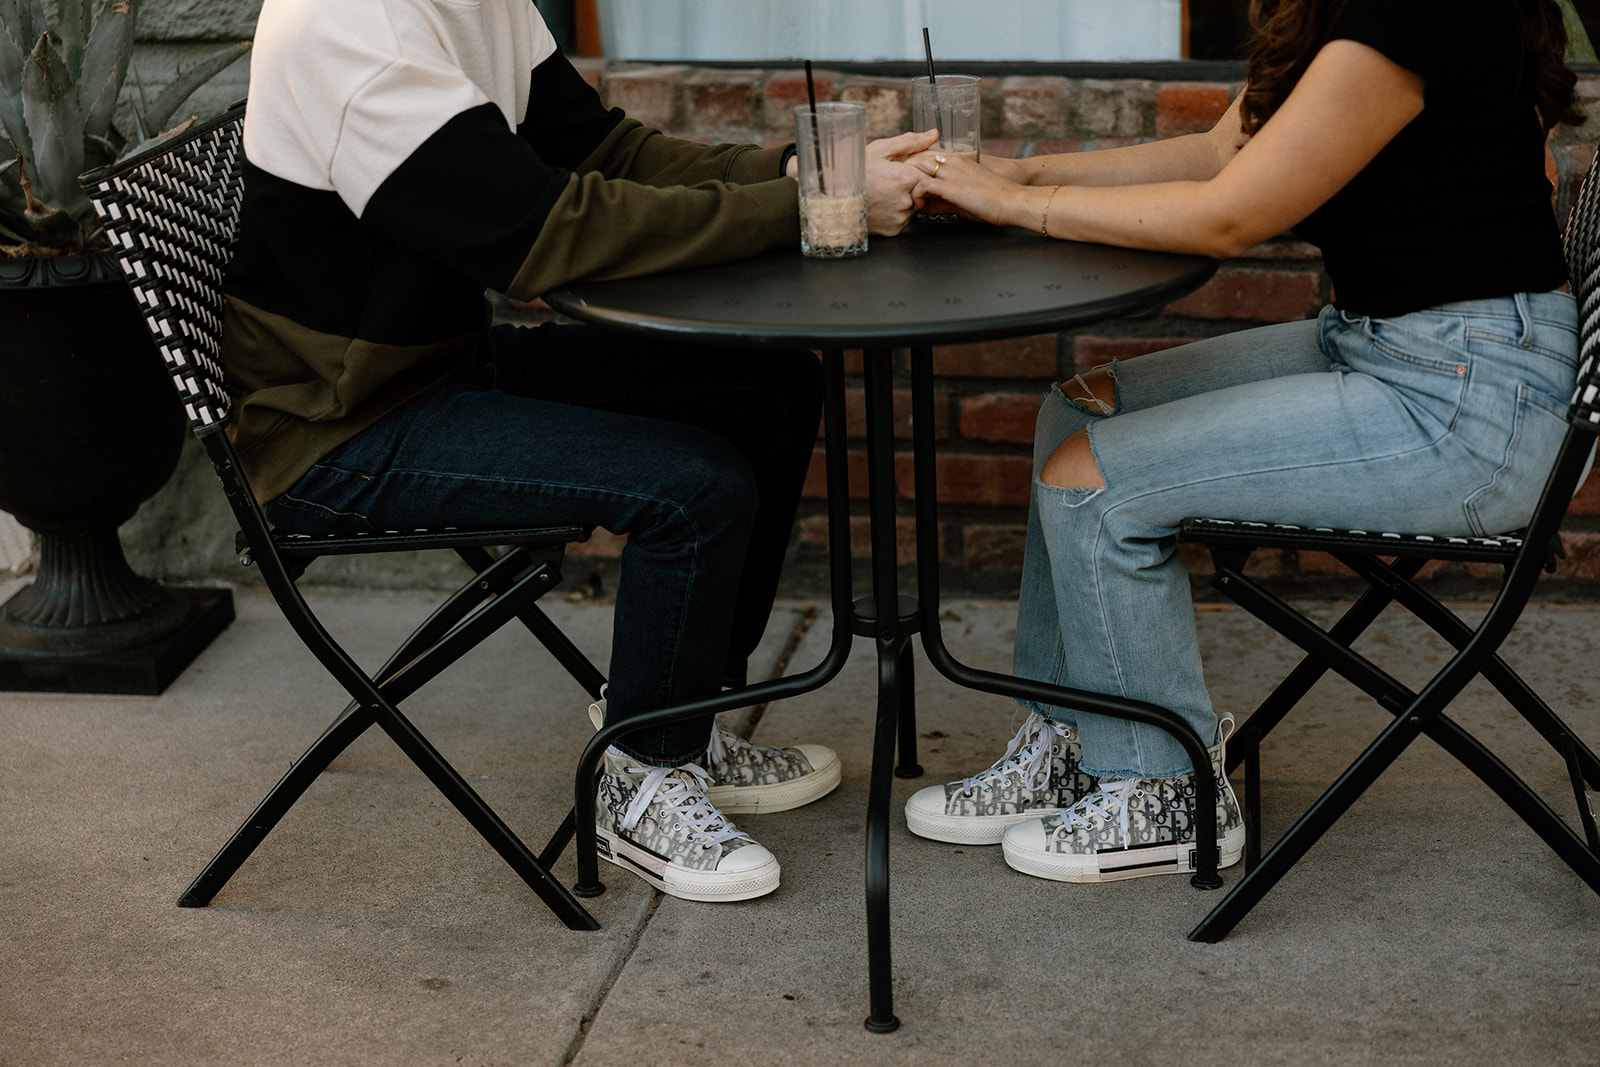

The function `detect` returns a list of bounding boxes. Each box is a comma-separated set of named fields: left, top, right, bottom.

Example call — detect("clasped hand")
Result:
left=863, top=128, right=941, bottom=235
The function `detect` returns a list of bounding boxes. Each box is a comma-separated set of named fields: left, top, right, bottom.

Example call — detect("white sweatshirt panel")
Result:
left=244, top=0, right=556, bottom=214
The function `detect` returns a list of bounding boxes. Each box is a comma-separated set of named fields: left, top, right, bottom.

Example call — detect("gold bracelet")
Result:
left=1040, top=185, right=1061, bottom=237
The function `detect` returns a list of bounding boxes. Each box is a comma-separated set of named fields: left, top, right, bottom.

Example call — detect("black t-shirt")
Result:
left=1292, top=0, right=1568, bottom=316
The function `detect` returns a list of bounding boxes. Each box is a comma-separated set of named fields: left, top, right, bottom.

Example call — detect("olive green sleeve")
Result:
left=576, top=117, right=792, bottom=187
left=504, top=170, right=799, bottom=301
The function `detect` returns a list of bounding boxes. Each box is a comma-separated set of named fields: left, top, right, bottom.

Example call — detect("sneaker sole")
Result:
left=706, top=750, right=842, bottom=815
left=904, top=805, right=1049, bottom=845
left=595, top=826, right=780, bottom=902
left=1002, top=831, right=1244, bottom=883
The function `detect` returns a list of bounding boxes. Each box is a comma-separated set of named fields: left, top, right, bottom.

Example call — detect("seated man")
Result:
left=224, top=0, right=933, bottom=901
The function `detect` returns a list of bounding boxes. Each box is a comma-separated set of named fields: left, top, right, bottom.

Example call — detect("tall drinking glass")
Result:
left=912, top=74, right=981, bottom=222
left=793, top=102, right=868, bottom=258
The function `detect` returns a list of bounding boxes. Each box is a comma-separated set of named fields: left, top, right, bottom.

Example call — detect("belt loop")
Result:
left=1514, top=291, right=1535, bottom=346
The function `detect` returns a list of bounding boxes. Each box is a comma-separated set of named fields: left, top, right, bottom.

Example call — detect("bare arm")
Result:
left=914, top=41, right=1424, bottom=258
left=986, top=92, right=1251, bottom=187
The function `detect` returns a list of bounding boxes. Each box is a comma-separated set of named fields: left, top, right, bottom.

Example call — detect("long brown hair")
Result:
left=1239, top=0, right=1584, bottom=135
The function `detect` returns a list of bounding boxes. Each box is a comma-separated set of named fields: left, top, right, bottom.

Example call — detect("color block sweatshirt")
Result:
left=223, top=0, right=801, bottom=502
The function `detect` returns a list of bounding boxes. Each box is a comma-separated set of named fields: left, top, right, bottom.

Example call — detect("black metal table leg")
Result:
left=860, top=345, right=912, bottom=1033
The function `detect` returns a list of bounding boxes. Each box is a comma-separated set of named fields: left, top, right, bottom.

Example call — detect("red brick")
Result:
left=1166, top=267, right=1324, bottom=323
left=1566, top=449, right=1600, bottom=514
left=895, top=453, right=1032, bottom=506
left=840, top=389, right=949, bottom=440
left=1001, top=76, right=1072, bottom=140
left=605, top=65, right=688, bottom=131
left=1296, top=550, right=1349, bottom=576
left=802, top=449, right=873, bottom=501
left=1071, top=335, right=1192, bottom=370
left=1294, top=550, right=1451, bottom=580
left=1463, top=559, right=1506, bottom=580
left=1184, top=543, right=1289, bottom=578
left=959, top=393, right=1043, bottom=443
left=814, top=349, right=896, bottom=375
left=1156, top=82, right=1233, bottom=138
left=765, top=69, right=839, bottom=132
left=963, top=524, right=1027, bottom=569
left=838, top=76, right=912, bottom=140
left=1552, top=531, right=1600, bottom=580
left=1413, top=558, right=1451, bottom=580
left=797, top=515, right=921, bottom=564
left=683, top=69, right=765, bottom=141
left=1243, top=548, right=1291, bottom=578
left=931, top=335, right=1058, bottom=378
left=1176, top=541, right=1214, bottom=577
left=1074, top=79, right=1151, bottom=139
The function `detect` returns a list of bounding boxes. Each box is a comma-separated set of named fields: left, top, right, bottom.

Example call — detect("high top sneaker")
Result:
left=589, top=691, right=840, bottom=816
left=702, top=726, right=840, bottom=815
left=904, top=712, right=1095, bottom=844
left=1000, top=715, right=1244, bottom=882
left=595, top=747, right=780, bottom=902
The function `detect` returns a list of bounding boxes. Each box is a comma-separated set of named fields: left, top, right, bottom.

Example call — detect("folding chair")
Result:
left=81, top=102, right=610, bottom=929
left=1177, top=174, right=1600, bottom=941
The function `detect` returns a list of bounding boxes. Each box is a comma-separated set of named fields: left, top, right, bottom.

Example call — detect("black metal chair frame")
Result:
left=1176, top=176, right=1600, bottom=942
left=81, top=102, right=625, bottom=929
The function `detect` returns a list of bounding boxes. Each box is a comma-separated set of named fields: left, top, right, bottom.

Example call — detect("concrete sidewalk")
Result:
left=3, top=578, right=1599, bottom=1065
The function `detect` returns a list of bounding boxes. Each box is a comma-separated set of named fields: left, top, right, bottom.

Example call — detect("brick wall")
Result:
left=554, top=61, right=1600, bottom=596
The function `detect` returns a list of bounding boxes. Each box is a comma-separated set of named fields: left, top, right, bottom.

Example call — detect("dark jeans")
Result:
left=264, top=322, right=823, bottom=767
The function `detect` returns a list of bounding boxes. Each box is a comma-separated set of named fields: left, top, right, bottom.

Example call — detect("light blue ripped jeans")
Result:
left=1014, top=291, right=1579, bottom=779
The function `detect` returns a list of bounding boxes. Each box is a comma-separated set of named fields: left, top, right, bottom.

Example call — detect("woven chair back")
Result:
left=82, top=103, right=247, bottom=438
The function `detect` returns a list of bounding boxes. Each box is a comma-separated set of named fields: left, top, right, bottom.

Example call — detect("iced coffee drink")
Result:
left=801, top=192, right=868, bottom=258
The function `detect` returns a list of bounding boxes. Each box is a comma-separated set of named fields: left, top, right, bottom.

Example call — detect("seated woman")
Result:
left=901, top=0, right=1584, bottom=883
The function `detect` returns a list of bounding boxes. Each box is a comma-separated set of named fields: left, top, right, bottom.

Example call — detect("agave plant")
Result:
left=0, top=0, right=249, bottom=255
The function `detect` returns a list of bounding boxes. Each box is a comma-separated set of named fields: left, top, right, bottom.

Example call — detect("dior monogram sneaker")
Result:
left=595, top=747, right=781, bottom=902
left=589, top=690, right=841, bottom=815
left=702, top=726, right=841, bottom=814
left=904, top=712, right=1096, bottom=844
left=1000, top=716, right=1244, bottom=882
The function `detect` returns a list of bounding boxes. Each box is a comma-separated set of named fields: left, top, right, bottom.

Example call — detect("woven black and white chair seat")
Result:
left=1179, top=517, right=1525, bottom=561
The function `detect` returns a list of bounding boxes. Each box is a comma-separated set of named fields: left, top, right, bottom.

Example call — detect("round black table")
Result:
left=545, top=221, right=1219, bottom=1033
left=546, top=220, right=1211, bottom=349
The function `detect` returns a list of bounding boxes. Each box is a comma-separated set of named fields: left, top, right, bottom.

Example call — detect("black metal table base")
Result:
left=541, top=232, right=1221, bottom=1031
left=846, top=346, right=1225, bottom=1032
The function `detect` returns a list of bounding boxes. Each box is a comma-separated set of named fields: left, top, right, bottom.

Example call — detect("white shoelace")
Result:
left=618, top=761, right=749, bottom=847
left=1060, top=778, right=1144, bottom=842
left=961, top=714, right=1067, bottom=796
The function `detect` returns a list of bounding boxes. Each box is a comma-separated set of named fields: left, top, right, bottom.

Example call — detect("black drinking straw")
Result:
left=805, top=59, right=825, bottom=194
left=922, top=27, right=942, bottom=142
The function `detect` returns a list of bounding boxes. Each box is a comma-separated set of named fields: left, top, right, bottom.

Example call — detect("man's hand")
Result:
left=864, top=129, right=940, bottom=236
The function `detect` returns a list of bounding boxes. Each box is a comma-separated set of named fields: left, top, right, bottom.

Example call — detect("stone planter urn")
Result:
left=0, top=253, right=233, bottom=694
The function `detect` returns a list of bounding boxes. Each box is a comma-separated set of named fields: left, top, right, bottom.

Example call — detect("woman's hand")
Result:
left=910, top=149, right=1028, bottom=228
left=862, top=129, right=941, bottom=235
